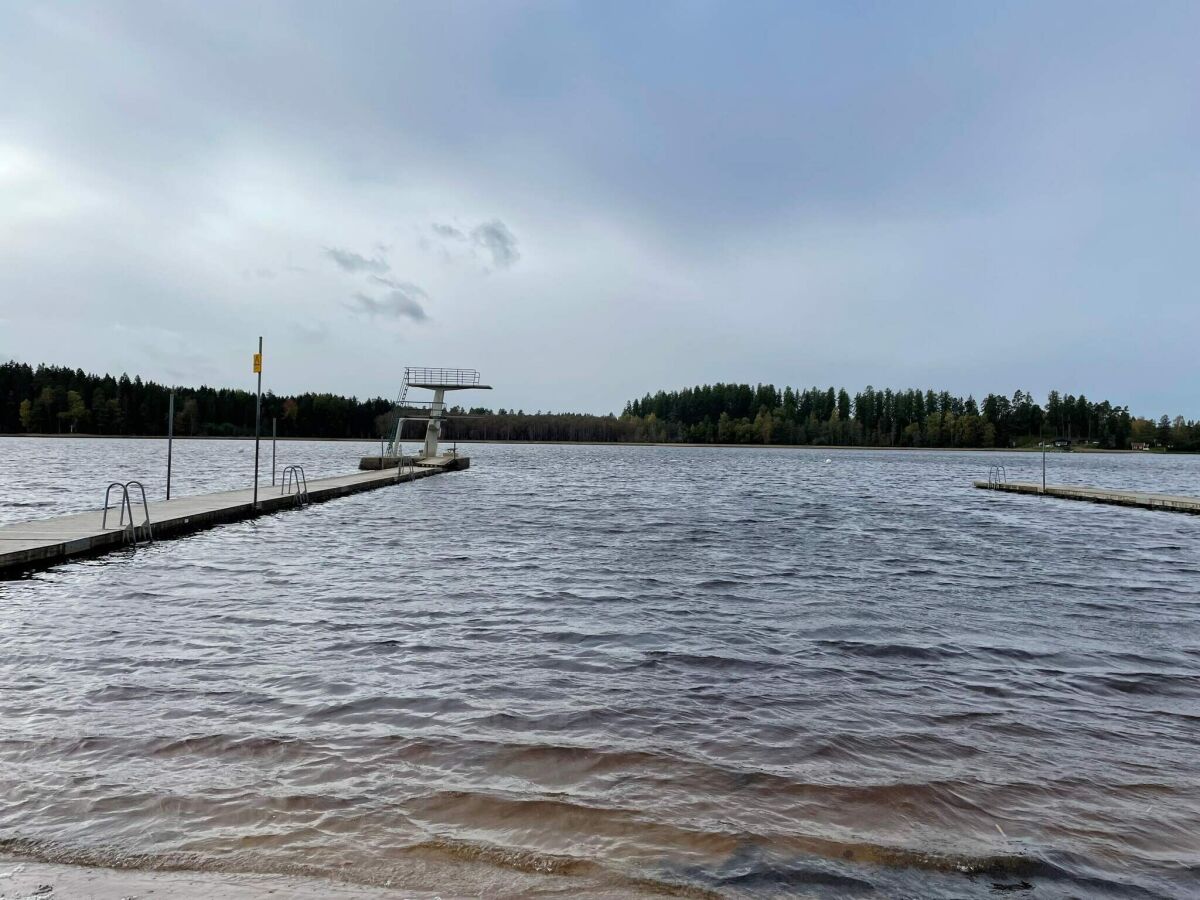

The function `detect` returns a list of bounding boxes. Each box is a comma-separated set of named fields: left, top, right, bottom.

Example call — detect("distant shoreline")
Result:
left=0, top=432, right=1170, bottom=454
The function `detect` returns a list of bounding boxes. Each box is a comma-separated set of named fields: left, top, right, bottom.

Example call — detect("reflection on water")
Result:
left=1, top=440, right=1199, bottom=897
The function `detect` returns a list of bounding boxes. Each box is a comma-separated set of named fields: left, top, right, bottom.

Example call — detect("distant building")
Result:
left=1132, top=442, right=1149, bottom=451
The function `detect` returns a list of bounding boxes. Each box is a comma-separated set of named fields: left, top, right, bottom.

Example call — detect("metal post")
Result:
left=253, top=336, right=262, bottom=511
left=272, top=418, right=277, bottom=486
left=1042, top=421, right=1046, bottom=494
left=166, top=392, right=174, bottom=500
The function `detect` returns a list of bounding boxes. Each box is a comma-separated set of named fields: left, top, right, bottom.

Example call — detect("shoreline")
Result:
left=0, top=855, right=673, bottom=899
left=0, top=859, right=433, bottom=899
left=0, top=433, right=1160, bottom=454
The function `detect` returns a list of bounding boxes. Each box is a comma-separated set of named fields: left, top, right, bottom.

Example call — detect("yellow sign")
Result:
left=252, top=353, right=262, bottom=374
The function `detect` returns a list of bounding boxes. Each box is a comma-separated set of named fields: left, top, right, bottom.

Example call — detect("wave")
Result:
left=636, top=650, right=786, bottom=672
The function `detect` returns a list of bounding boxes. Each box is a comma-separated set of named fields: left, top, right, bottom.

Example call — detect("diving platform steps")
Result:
left=0, top=455, right=470, bottom=577
left=974, top=480, right=1200, bottom=515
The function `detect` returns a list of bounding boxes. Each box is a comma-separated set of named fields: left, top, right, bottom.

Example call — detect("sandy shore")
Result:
left=0, top=860, right=441, bottom=899
left=0, top=858, right=677, bottom=899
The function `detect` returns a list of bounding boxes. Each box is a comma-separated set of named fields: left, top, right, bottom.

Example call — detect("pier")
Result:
left=975, top=480, right=1200, bottom=514
left=1, top=364, right=493, bottom=577
left=0, top=456, right=468, bottom=576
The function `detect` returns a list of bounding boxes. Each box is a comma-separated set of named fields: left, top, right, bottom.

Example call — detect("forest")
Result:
left=2, top=360, right=1197, bottom=451
left=619, top=384, right=1200, bottom=450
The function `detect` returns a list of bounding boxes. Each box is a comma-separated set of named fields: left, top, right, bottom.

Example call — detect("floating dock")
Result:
left=0, top=456, right=468, bottom=576
left=975, top=480, right=1200, bottom=515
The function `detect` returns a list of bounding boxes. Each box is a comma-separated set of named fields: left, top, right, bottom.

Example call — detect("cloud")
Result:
left=350, top=285, right=428, bottom=322
left=324, top=246, right=390, bottom=275
left=427, top=219, right=520, bottom=269
left=470, top=219, right=520, bottom=269
left=368, top=274, right=407, bottom=290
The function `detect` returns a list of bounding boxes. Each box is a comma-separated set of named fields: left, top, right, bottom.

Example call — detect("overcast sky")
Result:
left=1, top=2, right=1196, bottom=416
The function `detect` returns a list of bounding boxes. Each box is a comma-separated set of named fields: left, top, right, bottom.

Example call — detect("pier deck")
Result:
left=974, top=480, right=1200, bottom=514
left=0, top=456, right=468, bottom=576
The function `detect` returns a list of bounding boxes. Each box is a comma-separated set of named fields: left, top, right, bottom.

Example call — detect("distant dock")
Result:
left=0, top=456, right=468, bottom=576
left=975, top=480, right=1200, bottom=515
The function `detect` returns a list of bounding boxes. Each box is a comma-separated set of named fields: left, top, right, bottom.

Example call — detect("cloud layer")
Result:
left=0, top=3, right=1197, bottom=415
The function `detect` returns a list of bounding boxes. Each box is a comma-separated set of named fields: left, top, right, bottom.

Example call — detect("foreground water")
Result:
left=1, top=439, right=1198, bottom=897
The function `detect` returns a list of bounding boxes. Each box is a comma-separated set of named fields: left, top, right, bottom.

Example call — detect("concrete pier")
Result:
left=358, top=454, right=417, bottom=470
left=975, top=480, right=1200, bottom=514
left=0, top=456, right=470, bottom=576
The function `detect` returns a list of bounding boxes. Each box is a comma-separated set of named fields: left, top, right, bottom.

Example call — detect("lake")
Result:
left=1, top=438, right=1198, bottom=897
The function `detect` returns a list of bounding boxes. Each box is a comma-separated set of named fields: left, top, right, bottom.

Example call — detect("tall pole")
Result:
left=1042, top=420, right=1047, bottom=494
left=166, top=391, right=175, bottom=500
left=253, top=337, right=263, bottom=511
left=272, top=417, right=277, bottom=487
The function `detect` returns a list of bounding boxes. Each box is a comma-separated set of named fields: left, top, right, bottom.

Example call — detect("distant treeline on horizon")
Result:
left=1, top=360, right=1197, bottom=451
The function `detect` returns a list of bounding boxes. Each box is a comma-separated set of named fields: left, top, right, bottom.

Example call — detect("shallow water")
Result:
left=1, top=439, right=1199, bottom=897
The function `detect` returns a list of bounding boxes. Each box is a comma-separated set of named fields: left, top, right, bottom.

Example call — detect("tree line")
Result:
left=0, top=361, right=392, bottom=439
left=2, top=360, right=1196, bottom=451
left=622, top=383, right=1199, bottom=450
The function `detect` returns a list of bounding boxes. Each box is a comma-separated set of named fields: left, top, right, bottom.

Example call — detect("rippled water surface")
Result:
left=2, top=439, right=1199, bottom=897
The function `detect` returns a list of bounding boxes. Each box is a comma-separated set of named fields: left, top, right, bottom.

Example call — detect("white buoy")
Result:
left=824, top=458, right=832, bottom=464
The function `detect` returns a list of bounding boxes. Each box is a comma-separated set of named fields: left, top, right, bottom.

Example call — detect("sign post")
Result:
left=253, top=339, right=263, bottom=511
left=272, top=417, right=277, bottom=486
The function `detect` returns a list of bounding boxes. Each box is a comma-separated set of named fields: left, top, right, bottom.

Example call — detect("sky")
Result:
left=1, top=1, right=1197, bottom=417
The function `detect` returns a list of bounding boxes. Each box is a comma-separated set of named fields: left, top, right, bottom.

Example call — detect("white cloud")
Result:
left=350, top=286, right=428, bottom=322
left=324, top=247, right=390, bottom=275
left=470, top=219, right=520, bottom=269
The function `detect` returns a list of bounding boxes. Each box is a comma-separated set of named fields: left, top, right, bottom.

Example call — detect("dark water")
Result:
left=1, top=440, right=1199, bottom=897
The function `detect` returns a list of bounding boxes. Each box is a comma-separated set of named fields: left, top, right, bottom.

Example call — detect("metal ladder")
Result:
left=393, top=452, right=418, bottom=484
left=279, top=465, right=310, bottom=506
left=102, top=481, right=154, bottom=546
left=987, top=464, right=1008, bottom=488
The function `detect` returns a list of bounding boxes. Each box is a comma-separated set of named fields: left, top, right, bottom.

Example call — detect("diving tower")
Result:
left=384, top=367, right=491, bottom=461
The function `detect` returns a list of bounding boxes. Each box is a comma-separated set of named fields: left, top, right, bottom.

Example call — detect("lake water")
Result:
left=1, top=439, right=1198, bottom=897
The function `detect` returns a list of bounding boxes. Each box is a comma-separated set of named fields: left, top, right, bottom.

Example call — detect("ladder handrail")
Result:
left=102, top=482, right=131, bottom=530
left=279, top=465, right=310, bottom=505
left=125, top=480, right=154, bottom=543
left=101, top=480, right=153, bottom=545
